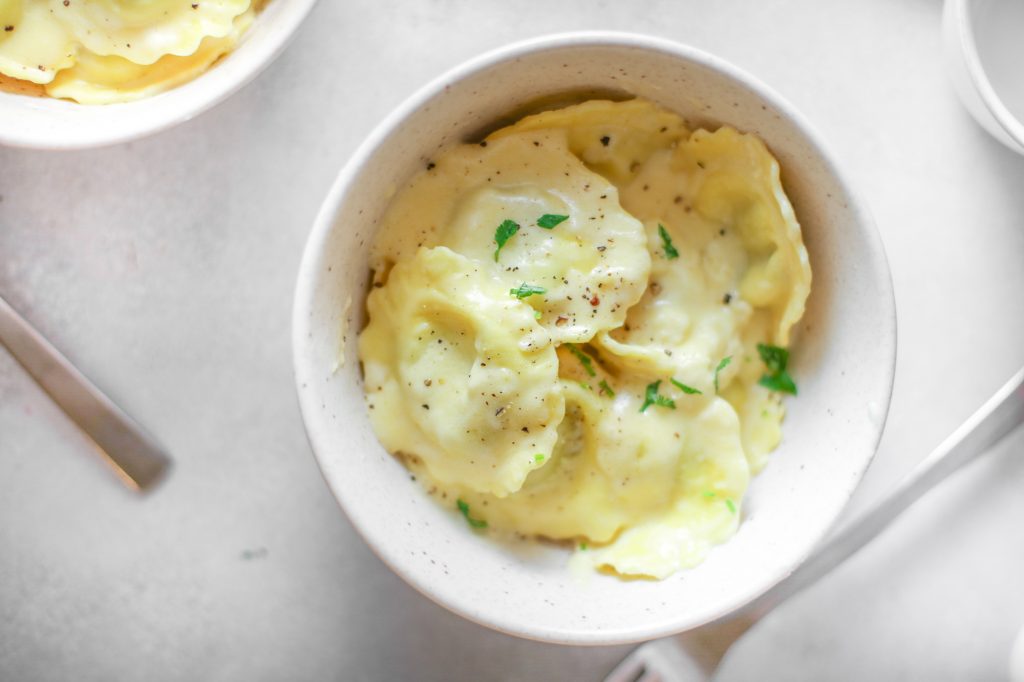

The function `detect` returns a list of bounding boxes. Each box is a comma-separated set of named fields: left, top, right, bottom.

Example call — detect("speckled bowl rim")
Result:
left=293, top=31, right=897, bottom=645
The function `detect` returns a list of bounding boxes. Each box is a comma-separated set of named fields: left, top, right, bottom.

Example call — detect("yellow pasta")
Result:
left=0, top=0, right=254, bottom=103
left=359, top=99, right=812, bottom=579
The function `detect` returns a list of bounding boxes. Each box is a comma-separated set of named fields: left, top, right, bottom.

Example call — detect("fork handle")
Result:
left=750, top=366, right=1024, bottom=617
left=0, top=295, right=171, bottom=491
left=670, top=367, right=1024, bottom=679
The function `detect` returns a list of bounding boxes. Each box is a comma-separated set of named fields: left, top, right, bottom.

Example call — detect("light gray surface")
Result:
left=1, top=0, right=1022, bottom=680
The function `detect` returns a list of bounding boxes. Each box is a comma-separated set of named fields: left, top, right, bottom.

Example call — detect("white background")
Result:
left=2, top=0, right=1023, bottom=679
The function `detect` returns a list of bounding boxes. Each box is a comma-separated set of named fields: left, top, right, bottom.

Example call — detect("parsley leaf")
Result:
left=714, top=356, right=732, bottom=394
left=510, top=283, right=547, bottom=299
left=534, top=453, right=546, bottom=464
left=759, top=373, right=797, bottom=394
left=493, top=219, right=520, bottom=261
left=598, top=379, right=615, bottom=397
left=671, top=378, right=702, bottom=395
left=725, top=499, right=737, bottom=514
left=640, top=379, right=676, bottom=412
left=566, top=344, right=597, bottom=377
left=456, top=499, right=487, bottom=529
left=658, top=224, right=679, bottom=259
left=756, top=343, right=798, bottom=395
left=537, top=214, right=569, bottom=229
left=757, top=343, right=789, bottom=374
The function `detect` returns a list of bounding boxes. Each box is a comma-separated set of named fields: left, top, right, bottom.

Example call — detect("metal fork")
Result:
left=0, top=294, right=171, bottom=491
left=605, top=366, right=1024, bottom=682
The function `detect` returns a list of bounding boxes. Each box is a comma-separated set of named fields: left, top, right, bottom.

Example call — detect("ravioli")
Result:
left=47, top=8, right=253, bottom=105
left=0, top=0, right=255, bottom=103
left=358, top=99, right=812, bottom=579
left=49, top=0, right=249, bottom=65
left=488, top=98, right=692, bottom=186
left=370, top=130, right=651, bottom=345
left=0, top=0, right=77, bottom=85
left=360, top=246, right=565, bottom=497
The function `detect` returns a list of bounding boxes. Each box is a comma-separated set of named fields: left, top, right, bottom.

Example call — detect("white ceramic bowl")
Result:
left=0, top=0, right=317, bottom=150
left=943, top=0, right=1024, bottom=155
left=293, top=32, right=896, bottom=645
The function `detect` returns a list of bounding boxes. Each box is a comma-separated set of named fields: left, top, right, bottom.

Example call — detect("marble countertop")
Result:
left=2, top=0, right=1023, bottom=679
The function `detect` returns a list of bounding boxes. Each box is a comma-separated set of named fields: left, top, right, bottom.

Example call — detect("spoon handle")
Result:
left=0, top=295, right=171, bottom=491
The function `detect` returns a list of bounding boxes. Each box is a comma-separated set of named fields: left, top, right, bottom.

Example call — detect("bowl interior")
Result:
left=294, top=34, right=896, bottom=645
left=0, top=0, right=317, bottom=150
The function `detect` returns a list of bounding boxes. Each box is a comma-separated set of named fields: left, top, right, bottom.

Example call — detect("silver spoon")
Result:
left=0, top=294, right=171, bottom=491
left=606, top=366, right=1024, bottom=682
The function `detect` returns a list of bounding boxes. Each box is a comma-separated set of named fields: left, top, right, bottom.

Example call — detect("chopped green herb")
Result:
left=579, top=542, right=588, bottom=551
left=510, top=283, right=547, bottom=299
left=566, top=344, right=596, bottom=377
left=658, top=223, right=679, bottom=259
left=493, top=219, right=520, bottom=261
left=714, top=356, right=732, bottom=394
left=640, top=380, right=676, bottom=413
left=456, top=499, right=487, bottom=528
left=757, top=343, right=788, bottom=374
left=579, top=381, right=592, bottom=392
left=756, top=343, right=797, bottom=395
left=534, top=310, right=542, bottom=320
left=534, top=453, right=546, bottom=464
left=671, top=378, right=702, bottom=395
left=598, top=379, right=615, bottom=397
left=759, top=373, right=797, bottom=394
left=703, top=491, right=717, bottom=499
left=537, top=214, right=569, bottom=229
left=725, top=499, right=737, bottom=514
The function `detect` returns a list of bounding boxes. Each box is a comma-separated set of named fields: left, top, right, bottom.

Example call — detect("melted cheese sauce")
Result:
left=0, top=0, right=255, bottom=103
left=359, top=99, right=812, bottom=579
